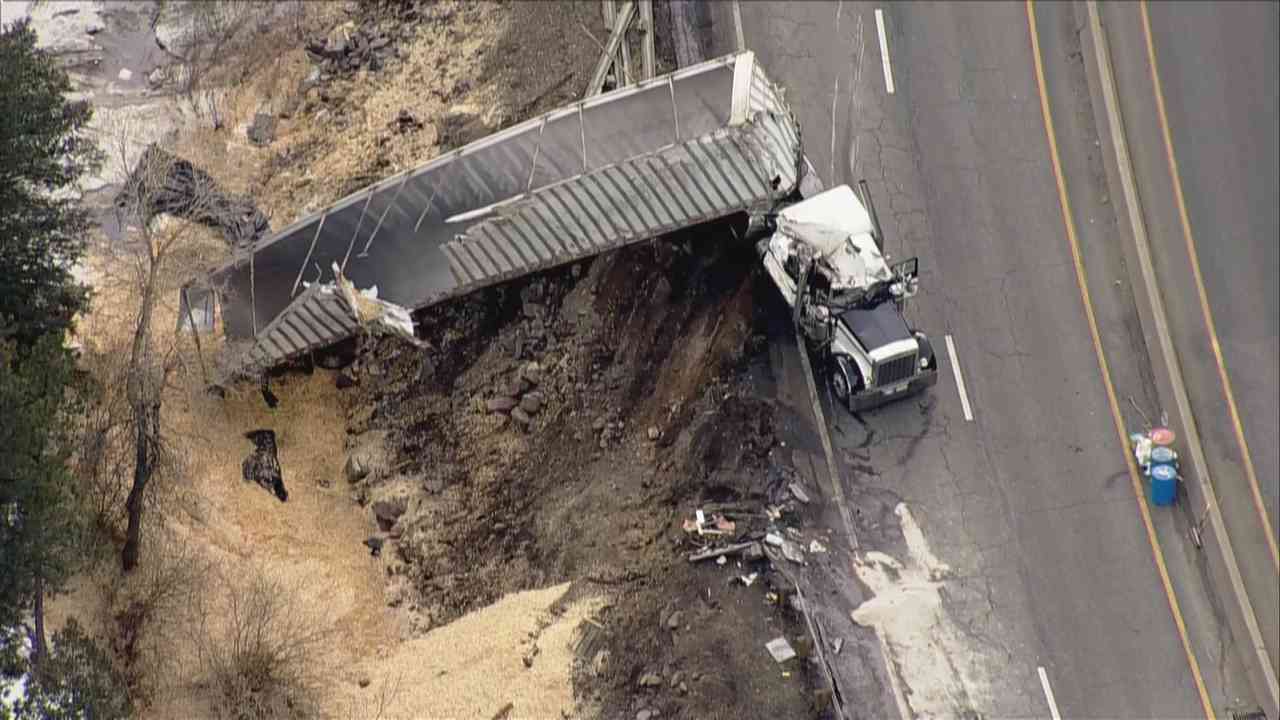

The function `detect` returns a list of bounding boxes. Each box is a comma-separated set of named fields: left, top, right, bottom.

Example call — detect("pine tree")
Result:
left=0, top=19, right=100, bottom=346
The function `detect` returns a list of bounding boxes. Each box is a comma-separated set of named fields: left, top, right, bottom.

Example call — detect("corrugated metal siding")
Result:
left=215, top=51, right=801, bottom=370
left=438, top=111, right=798, bottom=295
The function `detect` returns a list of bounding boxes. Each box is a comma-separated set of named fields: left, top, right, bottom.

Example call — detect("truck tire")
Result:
left=830, top=355, right=862, bottom=407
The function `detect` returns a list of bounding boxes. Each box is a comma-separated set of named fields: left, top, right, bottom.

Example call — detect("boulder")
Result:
left=510, top=407, right=532, bottom=428
left=486, top=396, right=517, bottom=413
left=344, top=430, right=391, bottom=483
left=519, top=392, right=543, bottom=415
left=372, top=497, right=407, bottom=531
left=520, top=362, right=543, bottom=386
left=247, top=113, right=275, bottom=146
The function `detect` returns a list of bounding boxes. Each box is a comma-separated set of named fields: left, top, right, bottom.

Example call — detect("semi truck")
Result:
left=186, top=50, right=936, bottom=411
left=758, top=182, right=938, bottom=411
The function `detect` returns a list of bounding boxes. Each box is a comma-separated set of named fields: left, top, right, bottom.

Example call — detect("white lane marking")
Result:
left=1037, top=666, right=1063, bottom=720
left=944, top=334, right=973, bottom=421
left=731, top=0, right=745, bottom=52
left=875, top=8, right=895, bottom=94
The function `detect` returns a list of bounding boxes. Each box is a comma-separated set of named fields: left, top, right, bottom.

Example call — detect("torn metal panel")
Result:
left=205, top=51, right=801, bottom=371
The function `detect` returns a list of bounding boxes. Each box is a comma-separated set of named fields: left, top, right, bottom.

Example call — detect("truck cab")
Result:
left=758, top=184, right=939, bottom=411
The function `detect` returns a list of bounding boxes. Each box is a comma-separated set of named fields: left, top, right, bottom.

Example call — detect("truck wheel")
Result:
left=830, top=356, right=860, bottom=407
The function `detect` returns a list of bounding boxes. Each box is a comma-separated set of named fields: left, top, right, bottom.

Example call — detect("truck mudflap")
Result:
left=848, top=366, right=938, bottom=412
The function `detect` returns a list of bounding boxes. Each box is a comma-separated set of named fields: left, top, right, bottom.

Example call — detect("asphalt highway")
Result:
left=1099, top=1, right=1280, bottom=700
left=709, top=1, right=1257, bottom=716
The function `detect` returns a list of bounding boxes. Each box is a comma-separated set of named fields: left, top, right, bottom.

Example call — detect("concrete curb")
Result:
left=1078, top=2, right=1279, bottom=716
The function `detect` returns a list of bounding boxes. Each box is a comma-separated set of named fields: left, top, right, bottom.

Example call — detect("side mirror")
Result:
left=891, top=257, right=919, bottom=282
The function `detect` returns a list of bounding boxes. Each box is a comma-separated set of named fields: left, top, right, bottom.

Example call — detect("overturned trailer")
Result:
left=191, top=51, right=803, bottom=374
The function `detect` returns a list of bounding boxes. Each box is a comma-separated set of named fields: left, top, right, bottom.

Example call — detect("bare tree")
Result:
left=100, top=115, right=225, bottom=573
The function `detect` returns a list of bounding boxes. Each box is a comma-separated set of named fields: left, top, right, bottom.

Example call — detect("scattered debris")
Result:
left=775, top=539, right=805, bottom=564
left=788, top=482, right=811, bottom=504
left=260, top=381, right=280, bottom=409
left=392, top=108, right=423, bottom=134
left=332, top=263, right=420, bottom=344
left=765, top=637, right=797, bottom=663
left=241, top=429, right=288, bottom=502
left=363, top=533, right=387, bottom=557
left=687, top=541, right=758, bottom=563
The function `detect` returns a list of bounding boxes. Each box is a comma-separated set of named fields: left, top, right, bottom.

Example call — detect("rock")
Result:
left=518, top=392, right=542, bottom=415
left=392, top=108, right=422, bottom=134
left=592, top=417, right=607, bottom=432
left=486, top=396, right=517, bottom=413
left=247, top=113, right=276, bottom=146
left=647, top=426, right=660, bottom=441
left=638, top=672, right=662, bottom=688
left=504, top=378, right=532, bottom=398
left=345, top=431, right=390, bottom=483
left=117, top=68, right=132, bottom=82
left=521, top=645, right=539, bottom=668
left=669, top=671, right=683, bottom=688
left=372, top=497, right=407, bottom=529
left=678, top=681, right=688, bottom=694
left=510, top=407, right=532, bottom=428
left=665, top=610, right=683, bottom=630
left=520, top=362, right=542, bottom=386
left=358, top=676, right=371, bottom=688
left=345, top=453, right=369, bottom=483
left=591, top=649, right=610, bottom=677
left=637, top=711, right=653, bottom=720
left=522, top=300, right=545, bottom=319
left=147, top=67, right=166, bottom=89
left=368, top=35, right=390, bottom=51
left=336, top=371, right=358, bottom=389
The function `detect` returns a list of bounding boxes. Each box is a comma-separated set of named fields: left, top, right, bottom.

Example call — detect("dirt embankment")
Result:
left=54, top=1, right=830, bottom=717
left=338, top=217, right=823, bottom=717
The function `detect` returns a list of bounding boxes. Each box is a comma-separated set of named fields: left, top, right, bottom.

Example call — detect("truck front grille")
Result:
left=875, top=352, right=917, bottom=387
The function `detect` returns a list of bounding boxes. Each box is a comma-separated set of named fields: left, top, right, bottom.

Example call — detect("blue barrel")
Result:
left=1149, top=463, right=1178, bottom=506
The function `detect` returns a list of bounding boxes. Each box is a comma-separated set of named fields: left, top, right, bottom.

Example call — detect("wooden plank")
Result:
left=638, top=0, right=656, bottom=79
left=602, top=0, right=631, bottom=85
left=587, top=0, right=636, bottom=97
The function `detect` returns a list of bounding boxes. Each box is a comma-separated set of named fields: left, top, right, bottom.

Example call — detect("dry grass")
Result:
left=48, top=2, right=615, bottom=717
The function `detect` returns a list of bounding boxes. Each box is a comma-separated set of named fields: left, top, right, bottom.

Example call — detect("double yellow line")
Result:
left=1024, top=2, right=1215, bottom=717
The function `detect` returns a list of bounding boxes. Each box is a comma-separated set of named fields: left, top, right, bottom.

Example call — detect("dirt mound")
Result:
left=339, top=226, right=822, bottom=718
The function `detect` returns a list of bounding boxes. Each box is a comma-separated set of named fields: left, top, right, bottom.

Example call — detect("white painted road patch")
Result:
left=851, top=504, right=993, bottom=717
left=944, top=334, right=974, bottom=421
left=875, top=8, right=895, bottom=94
left=1038, top=666, right=1063, bottom=720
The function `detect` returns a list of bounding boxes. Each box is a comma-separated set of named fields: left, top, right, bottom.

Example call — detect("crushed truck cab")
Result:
left=758, top=184, right=939, bottom=411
